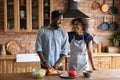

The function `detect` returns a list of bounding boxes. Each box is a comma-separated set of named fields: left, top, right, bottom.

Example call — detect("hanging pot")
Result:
left=101, top=0, right=109, bottom=13
left=100, top=15, right=109, bottom=31
left=110, top=16, right=118, bottom=31
left=109, top=0, right=118, bottom=15
left=91, top=1, right=100, bottom=10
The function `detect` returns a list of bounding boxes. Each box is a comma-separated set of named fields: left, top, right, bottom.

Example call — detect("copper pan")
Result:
left=91, top=0, right=100, bottom=10
left=101, top=0, right=109, bottom=13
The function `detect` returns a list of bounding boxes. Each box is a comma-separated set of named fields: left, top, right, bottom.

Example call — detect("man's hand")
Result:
left=53, top=63, right=60, bottom=70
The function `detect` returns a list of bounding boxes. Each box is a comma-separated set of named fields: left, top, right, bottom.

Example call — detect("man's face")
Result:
left=53, top=15, right=63, bottom=29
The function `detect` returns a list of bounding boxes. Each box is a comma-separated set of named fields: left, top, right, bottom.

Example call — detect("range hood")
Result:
left=63, top=0, right=89, bottom=18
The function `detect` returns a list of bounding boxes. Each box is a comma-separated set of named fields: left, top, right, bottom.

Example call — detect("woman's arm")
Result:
left=87, top=40, right=97, bottom=70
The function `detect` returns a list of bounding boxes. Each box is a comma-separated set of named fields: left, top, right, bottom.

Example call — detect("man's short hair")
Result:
left=51, top=10, right=62, bottom=19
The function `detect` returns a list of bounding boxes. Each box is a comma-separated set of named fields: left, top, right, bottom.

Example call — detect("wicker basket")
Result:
left=106, top=46, right=120, bottom=53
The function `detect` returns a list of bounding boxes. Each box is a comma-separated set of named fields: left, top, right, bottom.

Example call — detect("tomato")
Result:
left=47, top=68, right=54, bottom=73
left=68, top=70, right=76, bottom=77
left=47, top=69, right=52, bottom=73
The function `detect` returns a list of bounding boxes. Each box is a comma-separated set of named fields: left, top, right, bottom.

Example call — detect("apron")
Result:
left=69, top=35, right=89, bottom=70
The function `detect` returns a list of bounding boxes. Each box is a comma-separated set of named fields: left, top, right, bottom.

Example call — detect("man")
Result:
left=35, top=10, right=69, bottom=70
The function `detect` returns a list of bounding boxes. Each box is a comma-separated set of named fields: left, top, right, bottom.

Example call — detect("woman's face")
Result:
left=72, top=20, right=83, bottom=33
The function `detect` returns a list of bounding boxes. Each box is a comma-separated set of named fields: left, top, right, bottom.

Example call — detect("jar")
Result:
left=0, top=44, right=6, bottom=55
left=20, top=10, right=25, bottom=18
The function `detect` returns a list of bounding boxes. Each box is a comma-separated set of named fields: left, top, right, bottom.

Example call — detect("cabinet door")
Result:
left=93, top=56, right=111, bottom=69
left=43, top=0, right=51, bottom=26
left=4, top=0, right=18, bottom=32
left=29, top=0, right=43, bottom=32
left=112, top=56, right=120, bottom=69
left=0, top=59, right=14, bottom=73
left=14, top=62, right=40, bottom=73
left=17, top=0, right=30, bottom=32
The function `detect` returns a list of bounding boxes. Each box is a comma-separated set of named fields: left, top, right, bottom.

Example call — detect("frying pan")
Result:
left=110, top=16, right=118, bottom=31
left=109, top=0, right=118, bottom=15
left=91, top=1, right=100, bottom=10
left=101, top=0, right=109, bottom=13
left=101, top=15, right=109, bottom=31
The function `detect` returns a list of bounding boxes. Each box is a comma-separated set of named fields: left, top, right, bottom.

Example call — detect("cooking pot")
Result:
left=109, top=0, right=118, bottom=15
left=100, top=15, right=109, bottom=31
left=101, top=0, right=109, bottom=13
left=110, top=16, right=118, bottom=31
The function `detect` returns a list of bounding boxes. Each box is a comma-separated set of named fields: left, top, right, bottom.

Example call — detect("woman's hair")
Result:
left=71, top=17, right=88, bottom=32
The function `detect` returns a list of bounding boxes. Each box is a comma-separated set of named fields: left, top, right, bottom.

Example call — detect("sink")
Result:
left=16, top=53, right=40, bottom=62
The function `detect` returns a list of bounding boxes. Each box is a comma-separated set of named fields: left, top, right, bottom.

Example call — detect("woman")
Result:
left=68, top=17, right=96, bottom=70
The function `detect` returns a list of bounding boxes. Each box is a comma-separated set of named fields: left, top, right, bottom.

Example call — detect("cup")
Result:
left=20, top=10, right=25, bottom=18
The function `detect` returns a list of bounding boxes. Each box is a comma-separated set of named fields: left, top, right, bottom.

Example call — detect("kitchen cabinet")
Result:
left=93, top=56, right=111, bottom=69
left=14, top=62, right=40, bottom=73
left=4, top=0, right=52, bottom=32
left=112, top=56, right=120, bottom=69
left=65, top=53, right=120, bottom=70
left=0, top=55, right=40, bottom=73
left=0, top=59, right=14, bottom=73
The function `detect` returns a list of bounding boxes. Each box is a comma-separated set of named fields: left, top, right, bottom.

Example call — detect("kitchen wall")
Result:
left=0, top=0, right=120, bottom=53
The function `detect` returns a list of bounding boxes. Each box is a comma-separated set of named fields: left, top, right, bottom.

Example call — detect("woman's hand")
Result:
left=93, top=67, right=99, bottom=70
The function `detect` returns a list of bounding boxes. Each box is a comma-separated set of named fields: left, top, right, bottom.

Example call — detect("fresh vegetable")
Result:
left=33, top=69, right=46, bottom=78
left=68, top=70, right=76, bottom=77
left=47, top=68, right=55, bottom=73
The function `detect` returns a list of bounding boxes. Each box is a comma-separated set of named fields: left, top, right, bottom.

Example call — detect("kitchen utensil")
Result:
left=110, top=16, right=118, bottom=31
left=101, top=15, right=109, bottom=31
left=109, top=0, right=118, bottom=15
left=91, top=1, right=100, bottom=10
left=6, top=40, right=21, bottom=55
left=101, top=0, right=109, bottom=13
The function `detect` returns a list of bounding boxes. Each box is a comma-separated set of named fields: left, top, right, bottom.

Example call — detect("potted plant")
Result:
left=108, top=33, right=120, bottom=46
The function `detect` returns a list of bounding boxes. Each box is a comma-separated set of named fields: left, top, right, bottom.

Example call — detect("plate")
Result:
left=60, top=72, right=79, bottom=79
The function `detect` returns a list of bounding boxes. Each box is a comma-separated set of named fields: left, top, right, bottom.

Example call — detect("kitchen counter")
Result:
left=0, top=53, right=120, bottom=73
left=0, top=54, right=16, bottom=59
left=0, top=70, right=120, bottom=80
left=66, top=53, right=120, bottom=58
left=0, top=53, right=120, bottom=60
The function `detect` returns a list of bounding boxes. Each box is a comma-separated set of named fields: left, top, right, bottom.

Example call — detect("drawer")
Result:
left=94, top=57, right=111, bottom=62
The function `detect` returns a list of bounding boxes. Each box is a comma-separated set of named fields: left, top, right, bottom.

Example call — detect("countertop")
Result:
left=66, top=53, right=120, bottom=58
left=0, top=70, right=120, bottom=80
left=0, top=53, right=120, bottom=60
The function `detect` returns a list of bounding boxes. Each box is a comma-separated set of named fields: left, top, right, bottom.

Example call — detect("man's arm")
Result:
left=37, top=51, right=51, bottom=69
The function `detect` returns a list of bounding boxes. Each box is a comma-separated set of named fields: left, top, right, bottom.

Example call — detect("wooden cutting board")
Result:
left=47, top=70, right=67, bottom=75
left=6, top=40, right=21, bottom=55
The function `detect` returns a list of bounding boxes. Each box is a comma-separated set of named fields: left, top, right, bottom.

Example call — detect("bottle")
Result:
left=0, top=44, right=6, bottom=55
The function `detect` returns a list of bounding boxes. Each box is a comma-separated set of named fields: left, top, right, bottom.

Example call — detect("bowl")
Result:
left=83, top=70, right=93, bottom=78
left=32, top=68, right=46, bottom=78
